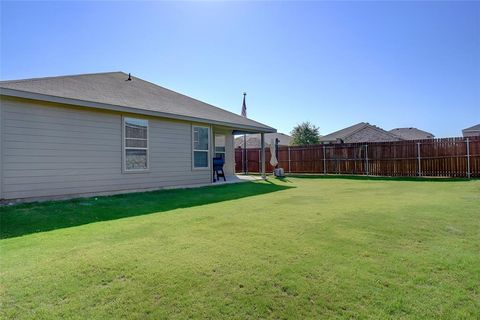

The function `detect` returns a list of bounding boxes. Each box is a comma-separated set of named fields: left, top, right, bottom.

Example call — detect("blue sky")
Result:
left=1, top=1, right=479, bottom=137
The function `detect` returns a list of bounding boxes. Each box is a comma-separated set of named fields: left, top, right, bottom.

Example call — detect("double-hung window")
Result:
left=193, top=126, right=209, bottom=168
left=124, top=117, right=148, bottom=171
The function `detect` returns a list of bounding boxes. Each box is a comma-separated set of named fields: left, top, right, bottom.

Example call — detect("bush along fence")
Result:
left=235, top=137, right=480, bottom=178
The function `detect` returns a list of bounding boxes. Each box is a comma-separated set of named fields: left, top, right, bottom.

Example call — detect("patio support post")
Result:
left=243, top=135, right=247, bottom=174
left=245, top=148, right=248, bottom=175
left=258, top=149, right=261, bottom=173
left=261, top=133, right=266, bottom=179
left=417, top=142, right=421, bottom=177
left=466, top=138, right=471, bottom=179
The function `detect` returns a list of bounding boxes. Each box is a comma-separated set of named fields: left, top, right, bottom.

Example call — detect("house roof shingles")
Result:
left=319, top=122, right=401, bottom=143
left=389, top=127, right=434, bottom=140
left=319, top=122, right=369, bottom=142
left=463, top=124, right=480, bottom=137
left=463, top=124, right=480, bottom=132
left=0, top=72, right=275, bottom=133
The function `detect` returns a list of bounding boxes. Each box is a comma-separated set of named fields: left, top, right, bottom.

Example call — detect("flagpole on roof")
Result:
left=241, top=92, right=247, bottom=174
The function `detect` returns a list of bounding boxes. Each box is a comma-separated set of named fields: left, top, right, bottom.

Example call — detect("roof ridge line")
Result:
left=0, top=71, right=125, bottom=84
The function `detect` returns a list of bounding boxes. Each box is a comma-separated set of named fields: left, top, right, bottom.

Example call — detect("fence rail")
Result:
left=235, top=136, right=480, bottom=178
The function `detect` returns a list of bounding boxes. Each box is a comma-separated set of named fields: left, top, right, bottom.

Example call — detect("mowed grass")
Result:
left=1, top=177, right=479, bottom=319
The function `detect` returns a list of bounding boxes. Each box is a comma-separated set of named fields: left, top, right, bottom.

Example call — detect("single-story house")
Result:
left=0, top=72, right=275, bottom=201
left=234, top=133, right=292, bottom=149
left=319, top=122, right=402, bottom=144
left=462, top=124, right=480, bottom=137
left=389, top=127, right=434, bottom=140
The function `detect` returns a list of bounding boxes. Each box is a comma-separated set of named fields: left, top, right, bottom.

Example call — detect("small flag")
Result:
left=241, top=92, right=247, bottom=117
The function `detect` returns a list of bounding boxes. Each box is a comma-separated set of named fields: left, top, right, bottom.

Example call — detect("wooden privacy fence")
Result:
left=235, top=137, right=480, bottom=178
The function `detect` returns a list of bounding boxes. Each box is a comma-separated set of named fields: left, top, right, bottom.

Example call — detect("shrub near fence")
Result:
left=235, top=137, right=480, bottom=178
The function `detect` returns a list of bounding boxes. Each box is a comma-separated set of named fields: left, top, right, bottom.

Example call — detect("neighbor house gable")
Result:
left=320, top=122, right=402, bottom=144
left=463, top=124, right=480, bottom=137
left=389, top=127, right=434, bottom=140
left=235, top=133, right=292, bottom=148
left=343, top=125, right=402, bottom=143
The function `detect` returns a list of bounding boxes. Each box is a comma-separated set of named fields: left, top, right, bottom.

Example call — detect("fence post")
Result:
left=365, top=144, right=369, bottom=175
left=466, top=138, right=471, bottom=179
left=417, top=142, right=421, bottom=177
left=323, top=145, right=327, bottom=175
left=288, top=146, right=291, bottom=173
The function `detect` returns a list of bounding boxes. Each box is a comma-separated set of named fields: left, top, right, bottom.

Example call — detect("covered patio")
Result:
left=212, top=126, right=274, bottom=182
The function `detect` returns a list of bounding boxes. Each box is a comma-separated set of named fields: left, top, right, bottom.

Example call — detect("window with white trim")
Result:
left=214, top=134, right=226, bottom=159
left=193, top=126, right=209, bottom=168
left=124, top=117, right=148, bottom=171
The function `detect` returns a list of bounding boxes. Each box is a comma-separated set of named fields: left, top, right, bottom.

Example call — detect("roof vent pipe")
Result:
left=127, top=73, right=132, bottom=81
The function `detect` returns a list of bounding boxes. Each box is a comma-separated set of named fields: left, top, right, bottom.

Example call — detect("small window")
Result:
left=124, top=117, right=148, bottom=171
left=193, top=126, right=209, bottom=168
left=215, top=134, right=226, bottom=159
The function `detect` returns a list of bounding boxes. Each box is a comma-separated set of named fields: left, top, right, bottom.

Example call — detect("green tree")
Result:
left=290, top=122, right=320, bottom=145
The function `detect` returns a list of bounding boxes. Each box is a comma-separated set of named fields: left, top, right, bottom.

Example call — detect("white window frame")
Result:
left=192, top=125, right=210, bottom=170
left=123, top=116, right=149, bottom=173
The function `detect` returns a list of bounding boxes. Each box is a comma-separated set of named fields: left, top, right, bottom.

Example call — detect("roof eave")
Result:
left=0, top=88, right=276, bottom=134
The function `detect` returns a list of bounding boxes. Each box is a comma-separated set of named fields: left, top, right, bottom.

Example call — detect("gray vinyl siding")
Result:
left=1, top=97, right=211, bottom=200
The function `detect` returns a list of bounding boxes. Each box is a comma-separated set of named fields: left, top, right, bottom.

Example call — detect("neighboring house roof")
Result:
left=0, top=72, right=275, bottom=133
left=463, top=124, right=480, bottom=137
left=319, top=122, right=402, bottom=143
left=389, top=127, right=434, bottom=140
left=235, top=133, right=292, bottom=148
left=463, top=124, right=480, bottom=132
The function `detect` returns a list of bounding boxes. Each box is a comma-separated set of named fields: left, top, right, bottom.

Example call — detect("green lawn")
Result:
left=1, top=176, right=479, bottom=319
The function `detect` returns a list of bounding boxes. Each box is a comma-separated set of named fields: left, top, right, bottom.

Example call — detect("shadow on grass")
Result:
left=286, top=174, right=472, bottom=182
left=272, top=177, right=294, bottom=183
left=0, top=181, right=294, bottom=239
